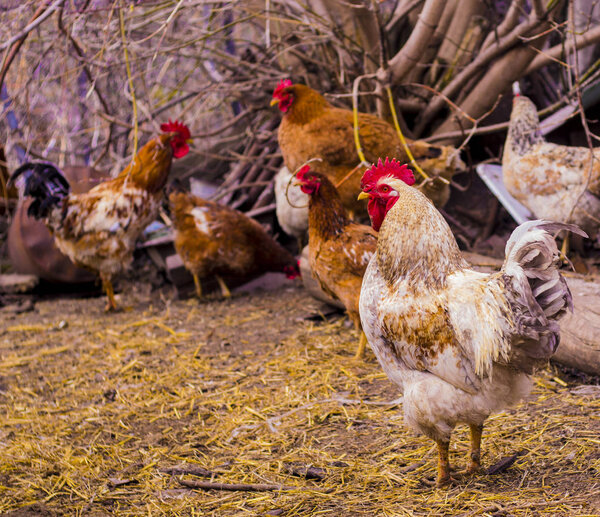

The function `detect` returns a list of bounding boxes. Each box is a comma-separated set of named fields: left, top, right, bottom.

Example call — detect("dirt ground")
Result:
left=0, top=280, right=599, bottom=516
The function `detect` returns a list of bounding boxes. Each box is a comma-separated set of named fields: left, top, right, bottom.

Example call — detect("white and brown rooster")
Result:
left=358, top=158, right=585, bottom=487
left=10, top=120, right=191, bottom=310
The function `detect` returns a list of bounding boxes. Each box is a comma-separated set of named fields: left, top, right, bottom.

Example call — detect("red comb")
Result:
left=361, top=157, right=415, bottom=189
left=295, top=164, right=311, bottom=180
left=160, top=119, right=191, bottom=140
left=273, top=78, right=292, bottom=97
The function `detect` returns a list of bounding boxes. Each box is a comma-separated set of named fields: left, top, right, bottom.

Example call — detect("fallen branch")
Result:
left=178, top=478, right=297, bottom=492
left=160, top=466, right=214, bottom=478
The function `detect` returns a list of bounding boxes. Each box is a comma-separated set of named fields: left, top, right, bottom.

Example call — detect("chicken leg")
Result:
left=466, top=424, right=483, bottom=474
left=101, top=273, right=118, bottom=312
left=193, top=273, right=202, bottom=298
left=435, top=439, right=452, bottom=487
left=350, top=313, right=367, bottom=359
left=216, top=275, right=231, bottom=298
left=355, top=331, right=367, bottom=359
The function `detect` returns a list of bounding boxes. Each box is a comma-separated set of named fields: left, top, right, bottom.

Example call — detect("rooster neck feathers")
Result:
left=306, top=174, right=351, bottom=238
left=377, top=179, right=466, bottom=289
left=284, top=84, right=330, bottom=125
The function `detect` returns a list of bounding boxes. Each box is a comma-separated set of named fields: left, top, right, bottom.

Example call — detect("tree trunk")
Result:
left=553, top=276, right=600, bottom=376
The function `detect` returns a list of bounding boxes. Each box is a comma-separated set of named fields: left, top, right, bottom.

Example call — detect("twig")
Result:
left=119, top=6, right=139, bottom=160
left=160, top=466, right=214, bottom=478
left=0, top=3, right=55, bottom=94
left=244, top=203, right=276, bottom=218
left=0, top=0, right=65, bottom=52
left=351, top=73, right=376, bottom=166
left=386, top=86, right=434, bottom=182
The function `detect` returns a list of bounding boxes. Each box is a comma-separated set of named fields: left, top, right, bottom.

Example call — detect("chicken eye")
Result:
left=381, top=186, right=389, bottom=192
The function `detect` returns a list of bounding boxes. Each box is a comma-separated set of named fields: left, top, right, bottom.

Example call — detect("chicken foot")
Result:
left=101, top=274, right=118, bottom=312
left=466, top=423, right=483, bottom=474
left=431, top=424, right=484, bottom=487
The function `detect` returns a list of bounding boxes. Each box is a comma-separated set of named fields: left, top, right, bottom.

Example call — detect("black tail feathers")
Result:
left=9, top=162, right=70, bottom=219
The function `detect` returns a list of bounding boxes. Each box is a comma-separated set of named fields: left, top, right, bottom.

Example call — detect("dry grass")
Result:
left=0, top=284, right=599, bottom=516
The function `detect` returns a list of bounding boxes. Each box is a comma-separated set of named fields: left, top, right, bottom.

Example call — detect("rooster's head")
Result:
left=358, top=158, right=415, bottom=231
left=270, top=79, right=294, bottom=113
left=294, top=164, right=321, bottom=195
left=160, top=119, right=192, bottom=159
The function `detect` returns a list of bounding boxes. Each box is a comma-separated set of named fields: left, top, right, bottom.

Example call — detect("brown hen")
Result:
left=169, top=190, right=299, bottom=298
left=271, top=80, right=464, bottom=216
left=294, top=165, right=377, bottom=358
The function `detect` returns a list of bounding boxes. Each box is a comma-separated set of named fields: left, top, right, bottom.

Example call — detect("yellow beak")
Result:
left=357, top=191, right=370, bottom=201
left=186, top=139, right=194, bottom=144
left=270, top=98, right=279, bottom=107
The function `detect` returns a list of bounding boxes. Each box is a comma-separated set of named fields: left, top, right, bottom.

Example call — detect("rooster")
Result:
left=271, top=79, right=465, bottom=216
left=169, top=190, right=299, bottom=298
left=358, top=158, right=585, bottom=486
left=503, top=87, right=600, bottom=246
left=10, top=120, right=191, bottom=310
left=294, top=164, right=403, bottom=358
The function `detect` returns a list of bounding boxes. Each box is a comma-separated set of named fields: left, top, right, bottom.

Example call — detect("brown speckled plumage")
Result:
left=503, top=95, right=600, bottom=239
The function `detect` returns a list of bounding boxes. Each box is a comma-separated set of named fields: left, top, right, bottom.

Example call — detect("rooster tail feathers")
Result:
left=501, top=220, right=584, bottom=363
left=10, top=162, right=70, bottom=219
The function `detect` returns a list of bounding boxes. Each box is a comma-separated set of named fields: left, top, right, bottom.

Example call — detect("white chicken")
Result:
left=358, top=158, right=585, bottom=486
left=274, top=165, right=309, bottom=250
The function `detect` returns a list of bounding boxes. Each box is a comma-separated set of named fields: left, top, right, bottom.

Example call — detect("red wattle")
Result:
left=367, top=196, right=399, bottom=232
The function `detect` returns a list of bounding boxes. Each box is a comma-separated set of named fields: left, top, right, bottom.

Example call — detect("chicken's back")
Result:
left=45, top=134, right=176, bottom=275
left=49, top=179, right=162, bottom=276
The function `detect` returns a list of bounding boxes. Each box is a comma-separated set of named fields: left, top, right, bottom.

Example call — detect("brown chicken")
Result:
left=271, top=80, right=464, bottom=215
left=294, top=164, right=379, bottom=358
left=169, top=190, right=300, bottom=298
left=359, top=158, right=584, bottom=486
left=10, top=120, right=191, bottom=310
